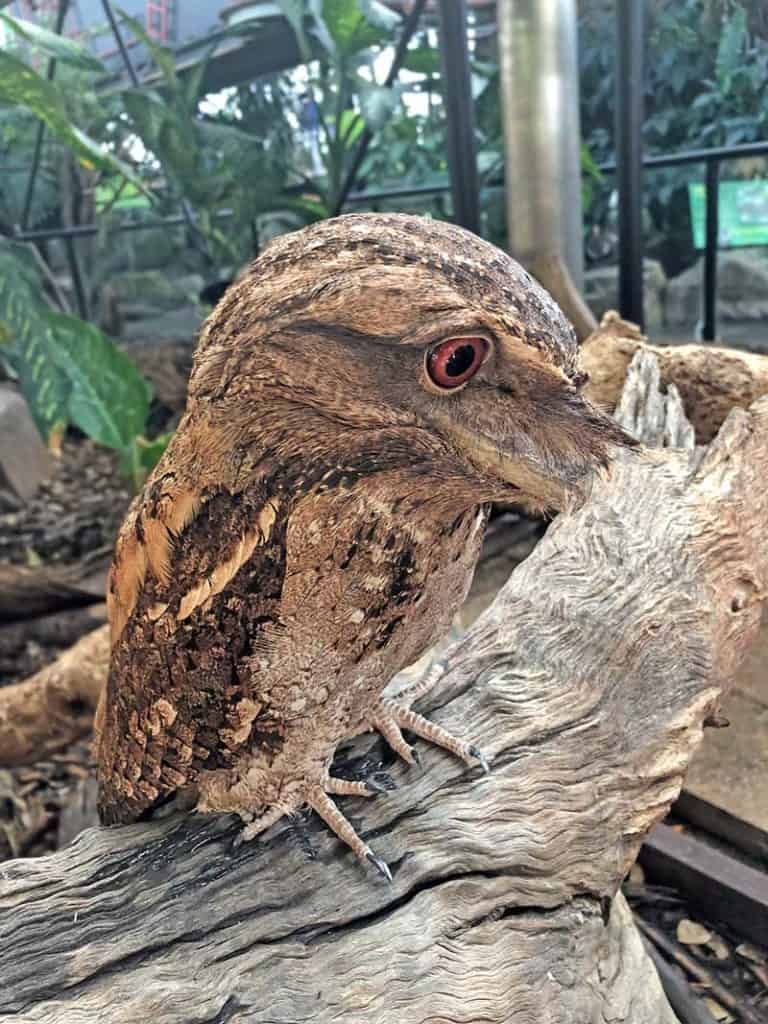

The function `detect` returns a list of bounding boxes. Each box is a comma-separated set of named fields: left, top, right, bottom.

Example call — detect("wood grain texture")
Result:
left=0, top=622, right=108, bottom=767
left=582, top=311, right=768, bottom=442
left=2, top=355, right=766, bottom=1022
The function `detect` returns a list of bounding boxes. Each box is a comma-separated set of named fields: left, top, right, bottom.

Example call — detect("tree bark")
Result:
left=1, top=353, right=766, bottom=1023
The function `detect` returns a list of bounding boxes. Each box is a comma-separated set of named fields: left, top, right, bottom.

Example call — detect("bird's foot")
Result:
left=368, top=696, right=491, bottom=774
left=306, top=781, right=393, bottom=882
left=234, top=776, right=394, bottom=882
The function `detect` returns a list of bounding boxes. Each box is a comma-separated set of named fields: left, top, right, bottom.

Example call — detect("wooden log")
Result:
left=582, top=311, right=768, bottom=442
left=0, top=563, right=106, bottom=624
left=0, top=623, right=108, bottom=767
left=641, top=823, right=768, bottom=947
left=1, top=353, right=766, bottom=1023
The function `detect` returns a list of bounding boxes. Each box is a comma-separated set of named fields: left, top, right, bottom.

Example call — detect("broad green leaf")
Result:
left=401, top=45, right=441, bottom=76
left=0, top=49, right=147, bottom=189
left=120, top=432, right=172, bottom=488
left=45, top=311, right=151, bottom=449
left=338, top=106, right=364, bottom=145
left=0, top=13, right=106, bottom=71
left=716, top=7, right=747, bottom=85
left=359, top=0, right=399, bottom=34
left=313, top=0, right=391, bottom=58
left=0, top=239, right=151, bottom=449
left=122, top=88, right=197, bottom=185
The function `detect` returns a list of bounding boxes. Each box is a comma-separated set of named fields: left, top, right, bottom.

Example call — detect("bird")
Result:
left=96, top=212, right=633, bottom=879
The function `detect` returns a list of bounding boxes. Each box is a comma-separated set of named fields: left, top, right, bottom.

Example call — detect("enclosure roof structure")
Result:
left=97, top=15, right=305, bottom=94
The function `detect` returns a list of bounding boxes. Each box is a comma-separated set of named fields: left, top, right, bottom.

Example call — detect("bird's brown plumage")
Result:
left=97, top=213, right=632, bottom=871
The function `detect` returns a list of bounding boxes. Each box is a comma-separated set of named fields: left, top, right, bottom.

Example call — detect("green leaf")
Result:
left=401, top=45, right=441, bottom=75
left=0, top=239, right=151, bottom=449
left=337, top=106, right=364, bottom=144
left=312, top=0, right=392, bottom=58
left=120, top=432, right=172, bottom=488
left=716, top=7, right=747, bottom=85
left=0, top=49, right=147, bottom=189
left=0, top=13, right=106, bottom=71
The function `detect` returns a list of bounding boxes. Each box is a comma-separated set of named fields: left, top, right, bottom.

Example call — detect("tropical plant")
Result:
left=0, top=15, right=164, bottom=486
left=579, top=0, right=768, bottom=273
left=0, top=237, right=162, bottom=487
left=116, top=9, right=321, bottom=270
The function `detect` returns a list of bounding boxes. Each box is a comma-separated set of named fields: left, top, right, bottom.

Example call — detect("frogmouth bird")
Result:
left=97, top=213, right=632, bottom=878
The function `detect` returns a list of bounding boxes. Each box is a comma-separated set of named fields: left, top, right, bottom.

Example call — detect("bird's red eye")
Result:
left=426, top=337, right=488, bottom=390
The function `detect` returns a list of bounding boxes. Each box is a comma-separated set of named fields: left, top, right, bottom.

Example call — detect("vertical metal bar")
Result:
left=615, top=0, right=646, bottom=329
left=100, top=0, right=140, bottom=86
left=20, top=0, right=70, bottom=230
left=702, top=159, right=720, bottom=342
left=437, top=0, right=480, bottom=234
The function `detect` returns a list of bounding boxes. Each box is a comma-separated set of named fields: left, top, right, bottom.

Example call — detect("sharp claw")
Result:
left=468, top=744, right=491, bottom=774
left=366, top=850, right=393, bottom=883
left=410, top=746, right=422, bottom=767
left=365, top=775, right=396, bottom=794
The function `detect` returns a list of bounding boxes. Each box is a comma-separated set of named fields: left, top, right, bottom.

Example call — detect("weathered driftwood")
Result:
left=0, top=621, right=108, bottom=767
left=582, top=311, right=768, bottom=442
left=1, top=354, right=766, bottom=1024
left=0, top=563, right=106, bottom=624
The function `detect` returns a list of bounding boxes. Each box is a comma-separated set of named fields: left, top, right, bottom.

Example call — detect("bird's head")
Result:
left=188, top=213, right=634, bottom=512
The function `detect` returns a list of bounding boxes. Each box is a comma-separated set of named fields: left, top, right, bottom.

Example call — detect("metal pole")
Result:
left=615, top=0, right=646, bottom=329
left=437, top=0, right=480, bottom=234
left=334, top=0, right=427, bottom=215
left=702, top=160, right=720, bottom=342
left=497, top=0, right=585, bottom=290
left=100, top=0, right=140, bottom=87
left=20, top=0, right=70, bottom=231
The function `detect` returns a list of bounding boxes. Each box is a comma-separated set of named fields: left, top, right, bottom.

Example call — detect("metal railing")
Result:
left=5, top=1, right=768, bottom=342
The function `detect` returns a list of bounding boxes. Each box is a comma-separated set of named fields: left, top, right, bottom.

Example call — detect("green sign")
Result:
left=95, top=179, right=151, bottom=213
left=689, top=180, right=768, bottom=249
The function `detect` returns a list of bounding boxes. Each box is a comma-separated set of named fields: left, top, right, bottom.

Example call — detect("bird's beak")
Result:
left=434, top=392, right=635, bottom=512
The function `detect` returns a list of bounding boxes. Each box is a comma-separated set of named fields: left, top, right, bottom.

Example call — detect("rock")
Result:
left=584, top=259, right=666, bottom=330
left=666, top=249, right=768, bottom=325
left=0, top=386, right=52, bottom=503
left=665, top=261, right=701, bottom=326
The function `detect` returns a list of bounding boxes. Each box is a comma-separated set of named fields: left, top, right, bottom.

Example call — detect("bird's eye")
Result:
left=426, top=337, right=488, bottom=390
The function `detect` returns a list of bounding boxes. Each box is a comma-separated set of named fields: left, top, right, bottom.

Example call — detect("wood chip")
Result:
left=736, top=943, right=767, bottom=966
left=677, top=919, right=713, bottom=945
left=629, top=863, right=645, bottom=885
left=705, top=934, right=730, bottom=961
left=703, top=998, right=733, bottom=1022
